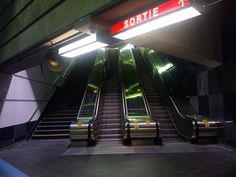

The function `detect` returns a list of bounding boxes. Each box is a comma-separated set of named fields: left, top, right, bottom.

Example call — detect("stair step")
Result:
left=37, top=125, right=70, bottom=130
left=44, top=113, right=78, bottom=117
left=41, top=117, right=76, bottom=121
left=100, top=128, right=121, bottom=134
left=32, top=134, right=69, bottom=139
left=46, top=109, right=79, bottom=113
left=34, top=129, right=69, bottom=134
left=40, top=121, right=73, bottom=125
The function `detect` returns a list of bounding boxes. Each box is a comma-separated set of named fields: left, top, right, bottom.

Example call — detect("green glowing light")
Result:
left=158, top=63, right=174, bottom=74
left=126, top=93, right=142, bottom=99
left=120, top=44, right=134, bottom=52
left=88, top=83, right=98, bottom=89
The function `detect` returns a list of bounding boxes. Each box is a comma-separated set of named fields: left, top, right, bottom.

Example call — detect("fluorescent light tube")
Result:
left=113, top=7, right=201, bottom=40
left=58, top=35, right=96, bottom=55
left=61, top=42, right=108, bottom=58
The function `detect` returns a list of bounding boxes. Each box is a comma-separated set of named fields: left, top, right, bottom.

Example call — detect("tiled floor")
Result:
left=0, top=140, right=236, bottom=177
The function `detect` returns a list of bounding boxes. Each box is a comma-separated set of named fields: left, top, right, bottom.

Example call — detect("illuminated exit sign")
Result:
left=112, top=0, right=201, bottom=40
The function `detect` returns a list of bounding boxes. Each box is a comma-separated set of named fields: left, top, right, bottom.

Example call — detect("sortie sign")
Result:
left=111, top=0, right=191, bottom=35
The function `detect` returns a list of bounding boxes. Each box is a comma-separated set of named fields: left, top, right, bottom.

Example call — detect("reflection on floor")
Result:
left=66, top=140, right=231, bottom=156
left=0, top=140, right=236, bottom=177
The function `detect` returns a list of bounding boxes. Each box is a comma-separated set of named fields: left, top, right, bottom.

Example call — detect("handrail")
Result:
left=143, top=49, right=192, bottom=120
left=88, top=62, right=104, bottom=142
left=118, top=51, right=130, bottom=140
left=77, top=87, right=88, bottom=117
left=130, top=49, right=151, bottom=117
left=142, top=48, right=196, bottom=140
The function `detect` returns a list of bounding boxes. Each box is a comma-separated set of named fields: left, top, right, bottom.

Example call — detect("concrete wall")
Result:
left=0, top=0, right=115, bottom=67
left=0, top=64, right=62, bottom=128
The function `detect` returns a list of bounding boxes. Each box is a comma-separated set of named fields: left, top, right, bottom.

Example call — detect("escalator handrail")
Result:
left=130, top=49, right=152, bottom=118
left=143, top=49, right=189, bottom=120
left=77, top=86, right=89, bottom=118
left=142, top=48, right=196, bottom=140
left=132, top=48, right=161, bottom=139
left=122, top=47, right=149, bottom=119
left=118, top=51, right=130, bottom=139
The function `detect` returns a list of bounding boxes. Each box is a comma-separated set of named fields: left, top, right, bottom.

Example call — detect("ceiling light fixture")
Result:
left=58, top=34, right=108, bottom=58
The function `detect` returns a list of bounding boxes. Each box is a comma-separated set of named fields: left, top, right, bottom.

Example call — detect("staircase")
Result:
left=98, top=60, right=122, bottom=144
left=32, top=105, right=79, bottom=139
left=31, top=54, right=95, bottom=139
left=134, top=50, right=183, bottom=142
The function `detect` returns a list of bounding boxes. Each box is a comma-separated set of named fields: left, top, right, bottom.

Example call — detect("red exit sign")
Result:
left=112, top=0, right=191, bottom=35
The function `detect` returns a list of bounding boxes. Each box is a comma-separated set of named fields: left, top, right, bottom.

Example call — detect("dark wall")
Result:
left=192, top=0, right=236, bottom=144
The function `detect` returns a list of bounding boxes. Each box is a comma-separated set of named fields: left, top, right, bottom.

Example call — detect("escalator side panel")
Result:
left=119, top=45, right=160, bottom=143
left=70, top=49, right=106, bottom=144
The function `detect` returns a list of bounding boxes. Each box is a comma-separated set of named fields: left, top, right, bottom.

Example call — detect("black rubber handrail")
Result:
left=118, top=50, right=130, bottom=140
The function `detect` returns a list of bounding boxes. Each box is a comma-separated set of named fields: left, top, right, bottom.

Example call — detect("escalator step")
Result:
left=99, top=134, right=122, bottom=139
left=161, top=129, right=177, bottom=134
left=159, top=123, right=175, bottom=129
left=100, top=128, right=121, bottom=134
left=102, top=106, right=121, bottom=110
left=161, top=134, right=179, bottom=138
left=101, top=119, right=121, bottom=124
left=151, top=110, right=168, bottom=114
left=157, top=119, right=172, bottom=123
left=149, top=105, right=166, bottom=110
left=100, top=123, right=121, bottom=129
left=101, top=110, right=121, bottom=114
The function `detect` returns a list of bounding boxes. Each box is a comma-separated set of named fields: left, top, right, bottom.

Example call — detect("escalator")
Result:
left=137, top=48, right=223, bottom=144
left=70, top=49, right=123, bottom=145
left=98, top=50, right=122, bottom=143
left=133, top=49, right=183, bottom=142
left=70, top=47, right=161, bottom=145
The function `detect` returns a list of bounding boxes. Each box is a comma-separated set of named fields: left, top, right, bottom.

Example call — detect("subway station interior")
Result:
left=0, top=0, right=236, bottom=176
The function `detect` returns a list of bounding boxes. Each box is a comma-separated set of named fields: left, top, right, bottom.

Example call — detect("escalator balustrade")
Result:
left=141, top=48, right=223, bottom=144
left=133, top=49, right=183, bottom=142
left=119, top=45, right=161, bottom=145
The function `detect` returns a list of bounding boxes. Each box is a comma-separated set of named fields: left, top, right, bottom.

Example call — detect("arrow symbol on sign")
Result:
left=178, top=0, right=187, bottom=7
